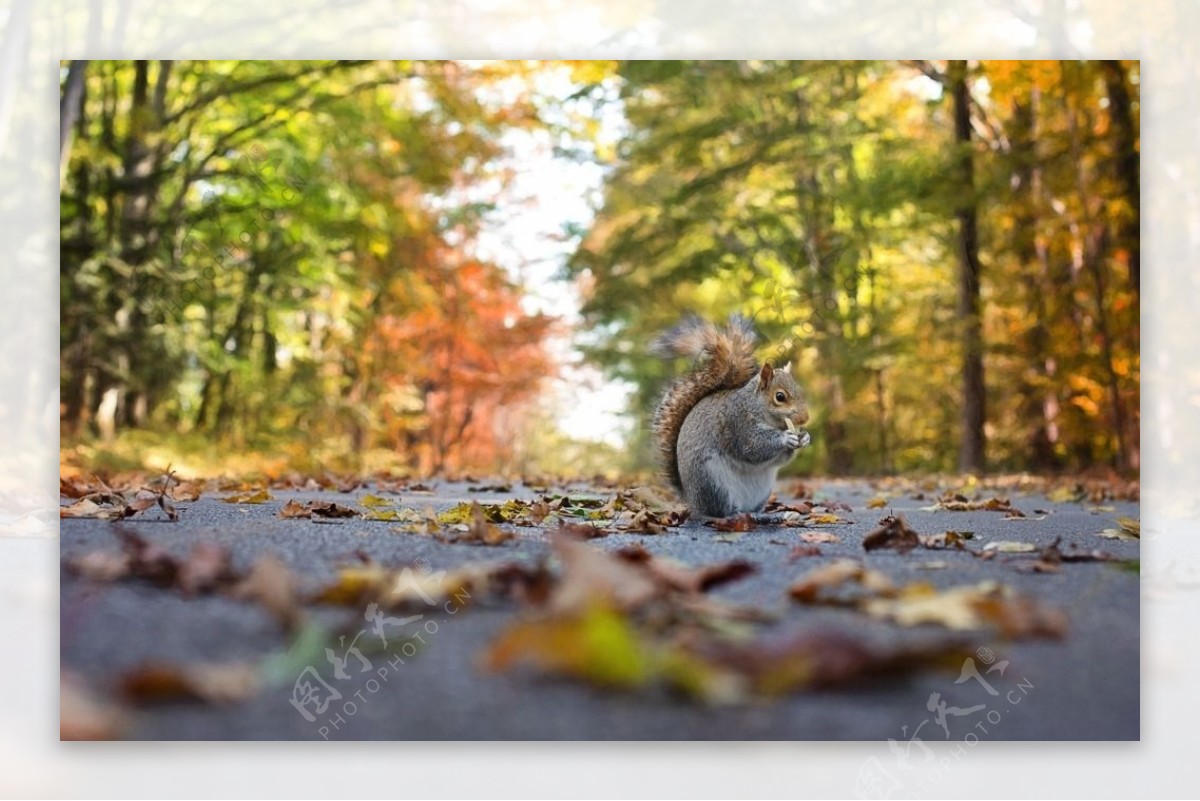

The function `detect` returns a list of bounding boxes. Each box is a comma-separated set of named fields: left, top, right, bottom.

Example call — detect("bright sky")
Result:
left=468, top=64, right=636, bottom=448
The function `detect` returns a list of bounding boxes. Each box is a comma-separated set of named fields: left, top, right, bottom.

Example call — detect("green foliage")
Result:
left=568, top=59, right=1139, bottom=475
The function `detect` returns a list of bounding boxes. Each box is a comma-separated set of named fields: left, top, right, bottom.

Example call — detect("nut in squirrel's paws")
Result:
left=784, top=418, right=812, bottom=449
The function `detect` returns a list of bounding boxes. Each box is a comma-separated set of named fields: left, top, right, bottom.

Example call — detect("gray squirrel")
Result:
left=651, top=314, right=812, bottom=518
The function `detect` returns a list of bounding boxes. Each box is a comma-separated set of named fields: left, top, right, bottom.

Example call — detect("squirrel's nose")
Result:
left=794, top=410, right=810, bottom=426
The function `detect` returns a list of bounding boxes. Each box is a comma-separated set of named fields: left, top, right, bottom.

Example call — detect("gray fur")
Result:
left=675, top=376, right=802, bottom=518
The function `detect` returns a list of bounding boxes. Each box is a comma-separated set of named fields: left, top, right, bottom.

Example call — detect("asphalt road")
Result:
left=59, top=479, right=1139, bottom=742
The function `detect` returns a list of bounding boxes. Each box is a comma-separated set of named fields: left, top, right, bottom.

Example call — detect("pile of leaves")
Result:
left=788, top=558, right=1068, bottom=639
left=482, top=537, right=976, bottom=703
left=60, top=470, right=198, bottom=522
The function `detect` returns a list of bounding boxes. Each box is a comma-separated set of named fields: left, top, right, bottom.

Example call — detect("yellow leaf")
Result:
left=222, top=489, right=271, bottom=504
left=360, top=494, right=393, bottom=509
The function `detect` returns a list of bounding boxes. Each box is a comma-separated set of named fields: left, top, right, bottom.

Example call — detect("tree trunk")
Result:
left=1100, top=60, right=1139, bottom=299
left=1009, top=92, right=1060, bottom=471
left=60, top=60, right=89, bottom=186
left=950, top=61, right=986, bottom=474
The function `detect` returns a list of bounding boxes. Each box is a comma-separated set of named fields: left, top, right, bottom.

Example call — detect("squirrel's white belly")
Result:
left=702, top=455, right=777, bottom=514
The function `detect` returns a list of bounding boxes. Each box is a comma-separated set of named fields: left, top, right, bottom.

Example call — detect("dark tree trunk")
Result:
left=950, top=61, right=986, bottom=474
left=1100, top=60, right=1139, bottom=299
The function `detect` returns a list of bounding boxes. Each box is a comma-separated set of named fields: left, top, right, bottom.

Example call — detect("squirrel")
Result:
left=651, top=314, right=811, bottom=518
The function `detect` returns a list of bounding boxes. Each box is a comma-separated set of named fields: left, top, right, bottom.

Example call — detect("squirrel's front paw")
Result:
left=782, top=430, right=802, bottom=449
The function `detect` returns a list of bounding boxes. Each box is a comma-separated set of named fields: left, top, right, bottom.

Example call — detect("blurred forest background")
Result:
left=58, top=60, right=1139, bottom=479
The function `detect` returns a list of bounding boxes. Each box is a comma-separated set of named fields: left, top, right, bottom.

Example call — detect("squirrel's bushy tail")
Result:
left=651, top=314, right=759, bottom=490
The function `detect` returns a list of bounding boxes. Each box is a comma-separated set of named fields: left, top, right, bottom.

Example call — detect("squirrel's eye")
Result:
left=774, top=391, right=786, bottom=403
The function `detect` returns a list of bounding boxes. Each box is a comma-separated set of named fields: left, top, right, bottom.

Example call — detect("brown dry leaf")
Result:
left=866, top=497, right=889, bottom=509
left=233, top=555, right=301, bottom=630
left=170, top=481, right=204, bottom=502
left=61, top=672, right=128, bottom=740
left=808, top=513, right=844, bottom=525
left=1031, top=536, right=1120, bottom=566
left=634, top=555, right=755, bottom=594
left=119, top=662, right=260, bottom=704
left=308, top=501, right=359, bottom=518
left=555, top=521, right=610, bottom=540
left=789, top=559, right=895, bottom=604
left=549, top=537, right=661, bottom=614
left=279, top=499, right=311, bottom=519
left=800, top=531, right=840, bottom=544
left=788, top=544, right=823, bottom=561
left=89, top=528, right=240, bottom=595
left=60, top=476, right=95, bottom=499
left=115, top=529, right=180, bottom=587
left=67, top=550, right=132, bottom=582
left=176, top=542, right=235, bottom=596
left=620, top=509, right=668, bottom=535
left=932, top=494, right=1023, bottom=514
left=60, top=494, right=126, bottom=520
left=919, top=531, right=970, bottom=550
left=764, top=498, right=814, bottom=515
left=460, top=502, right=515, bottom=545
left=863, top=515, right=921, bottom=553
left=862, top=581, right=1066, bottom=638
left=707, top=514, right=756, bottom=533
left=695, top=629, right=971, bottom=696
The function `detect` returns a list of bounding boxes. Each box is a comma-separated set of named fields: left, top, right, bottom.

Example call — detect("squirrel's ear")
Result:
left=781, top=361, right=792, bottom=373
left=758, top=362, right=774, bottom=389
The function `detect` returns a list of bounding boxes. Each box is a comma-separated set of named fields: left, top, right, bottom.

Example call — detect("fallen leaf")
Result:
left=919, top=531, right=969, bottom=550
left=788, top=545, right=822, bottom=561
left=176, top=542, right=235, bottom=595
left=483, top=604, right=655, bottom=689
left=308, top=501, right=359, bottom=518
left=67, top=550, right=131, bottom=582
left=555, top=521, right=610, bottom=539
left=61, top=672, right=128, bottom=740
left=452, top=502, right=515, bottom=545
left=632, top=555, right=755, bottom=594
left=60, top=494, right=125, bottom=520
left=808, top=513, right=843, bottom=525
left=863, top=515, right=921, bottom=553
left=359, top=494, right=394, bottom=508
left=548, top=537, right=661, bottom=614
left=701, top=514, right=752, bottom=533
left=233, top=555, right=301, bottom=630
left=866, top=497, right=888, bottom=509
left=862, top=581, right=1066, bottom=638
left=789, top=559, right=895, bottom=604
left=279, top=499, right=311, bottom=518
left=119, top=662, right=260, bottom=704
left=982, top=541, right=1038, bottom=554
left=800, top=532, right=840, bottom=544
left=1116, top=517, right=1140, bottom=537
left=1047, top=485, right=1085, bottom=503
left=222, top=489, right=272, bottom=504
